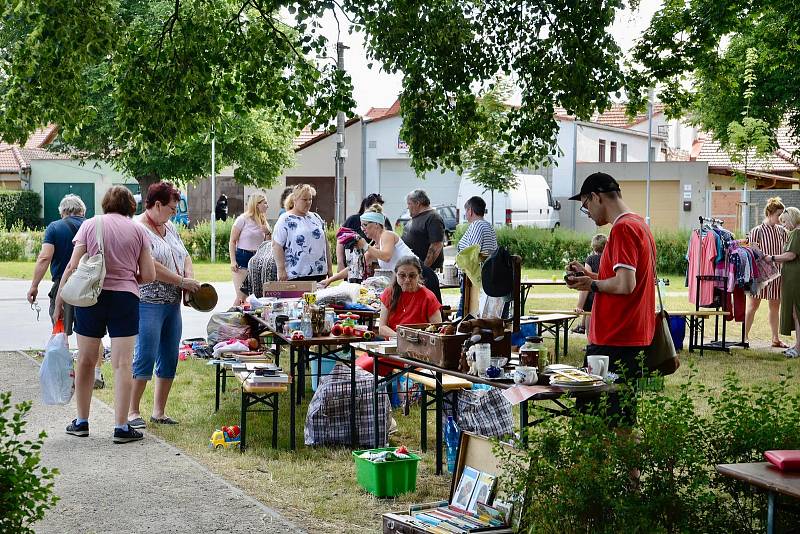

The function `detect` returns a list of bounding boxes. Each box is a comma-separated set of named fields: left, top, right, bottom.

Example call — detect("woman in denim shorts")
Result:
left=127, top=182, right=201, bottom=430
left=54, top=186, right=156, bottom=444
left=228, top=193, right=269, bottom=305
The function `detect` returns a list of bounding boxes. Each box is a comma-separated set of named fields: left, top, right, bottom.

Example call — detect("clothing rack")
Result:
left=691, top=216, right=748, bottom=353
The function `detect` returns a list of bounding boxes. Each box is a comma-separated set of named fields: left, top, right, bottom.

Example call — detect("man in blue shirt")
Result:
left=27, top=194, right=105, bottom=388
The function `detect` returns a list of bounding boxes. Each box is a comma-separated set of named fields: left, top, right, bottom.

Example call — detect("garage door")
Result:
left=43, top=183, right=95, bottom=225
left=378, top=160, right=462, bottom=224
left=619, top=180, right=680, bottom=229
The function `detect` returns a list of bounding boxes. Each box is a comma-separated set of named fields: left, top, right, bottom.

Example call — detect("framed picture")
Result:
left=452, top=466, right=480, bottom=510
left=467, top=471, right=496, bottom=512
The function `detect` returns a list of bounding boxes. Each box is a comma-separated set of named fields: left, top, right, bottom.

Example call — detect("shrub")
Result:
left=497, top=369, right=800, bottom=533
left=0, top=233, right=24, bottom=261
left=0, top=190, right=42, bottom=230
left=0, top=391, right=59, bottom=533
left=179, top=219, right=235, bottom=262
left=453, top=224, right=690, bottom=274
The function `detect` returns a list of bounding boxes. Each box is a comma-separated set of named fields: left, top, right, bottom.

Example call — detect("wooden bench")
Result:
left=406, top=369, right=472, bottom=453
left=235, top=372, right=288, bottom=451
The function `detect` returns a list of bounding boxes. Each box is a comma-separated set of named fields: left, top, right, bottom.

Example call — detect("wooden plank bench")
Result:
left=235, top=372, right=288, bottom=451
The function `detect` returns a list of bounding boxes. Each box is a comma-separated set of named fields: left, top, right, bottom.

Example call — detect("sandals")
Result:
left=771, top=340, right=790, bottom=349
left=149, top=416, right=179, bottom=425
left=784, top=347, right=799, bottom=359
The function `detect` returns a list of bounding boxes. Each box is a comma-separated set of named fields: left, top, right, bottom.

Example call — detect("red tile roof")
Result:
left=24, top=124, right=59, bottom=148
left=694, top=126, right=800, bottom=173
left=293, top=117, right=362, bottom=151
left=0, top=147, right=26, bottom=172
left=364, top=99, right=401, bottom=123
left=592, top=103, right=666, bottom=128
left=365, top=107, right=391, bottom=119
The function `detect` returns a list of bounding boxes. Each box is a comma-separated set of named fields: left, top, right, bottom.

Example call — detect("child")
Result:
left=572, top=234, right=607, bottom=335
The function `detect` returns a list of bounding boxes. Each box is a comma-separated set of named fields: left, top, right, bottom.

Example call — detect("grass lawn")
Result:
left=82, top=318, right=799, bottom=533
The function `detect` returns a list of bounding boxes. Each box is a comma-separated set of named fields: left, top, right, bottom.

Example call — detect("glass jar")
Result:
left=324, top=307, right=336, bottom=336
left=520, top=336, right=544, bottom=368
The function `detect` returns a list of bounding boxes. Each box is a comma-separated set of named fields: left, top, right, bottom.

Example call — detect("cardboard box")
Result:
left=262, top=281, right=316, bottom=299
left=382, top=432, right=515, bottom=533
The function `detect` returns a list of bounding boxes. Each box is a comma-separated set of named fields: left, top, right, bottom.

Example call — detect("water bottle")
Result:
left=445, top=416, right=460, bottom=473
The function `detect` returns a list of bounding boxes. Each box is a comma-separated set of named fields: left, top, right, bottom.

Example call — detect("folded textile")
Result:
left=212, top=339, right=249, bottom=357
left=336, top=227, right=361, bottom=248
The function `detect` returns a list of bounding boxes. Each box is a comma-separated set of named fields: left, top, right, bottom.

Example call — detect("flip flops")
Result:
left=772, top=340, right=789, bottom=349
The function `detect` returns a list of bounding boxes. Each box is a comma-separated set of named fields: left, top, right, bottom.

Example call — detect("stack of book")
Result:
left=390, top=466, right=511, bottom=533
left=239, top=364, right=289, bottom=387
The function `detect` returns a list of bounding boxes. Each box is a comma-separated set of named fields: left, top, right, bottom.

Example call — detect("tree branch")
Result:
left=155, top=0, right=181, bottom=68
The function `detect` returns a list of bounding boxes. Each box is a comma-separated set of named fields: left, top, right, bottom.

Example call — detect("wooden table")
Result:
left=520, top=278, right=566, bottom=310
left=250, top=313, right=368, bottom=450
left=716, top=462, right=800, bottom=534
left=352, top=342, right=613, bottom=475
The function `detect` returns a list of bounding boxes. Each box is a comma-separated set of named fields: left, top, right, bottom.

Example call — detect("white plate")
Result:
left=550, top=381, right=605, bottom=391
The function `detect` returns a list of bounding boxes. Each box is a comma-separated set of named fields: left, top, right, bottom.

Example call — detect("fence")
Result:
left=707, top=188, right=800, bottom=235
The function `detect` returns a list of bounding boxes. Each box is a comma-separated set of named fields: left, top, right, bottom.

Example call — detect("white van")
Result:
left=457, top=173, right=561, bottom=228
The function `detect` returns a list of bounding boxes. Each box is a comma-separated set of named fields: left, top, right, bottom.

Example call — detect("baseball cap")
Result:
left=568, top=172, right=621, bottom=201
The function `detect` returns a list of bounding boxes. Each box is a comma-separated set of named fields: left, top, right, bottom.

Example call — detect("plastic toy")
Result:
left=290, top=330, right=305, bottom=341
left=209, top=425, right=241, bottom=449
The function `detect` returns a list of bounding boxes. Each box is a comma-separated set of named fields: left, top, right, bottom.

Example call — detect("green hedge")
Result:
left=178, top=219, right=235, bottom=262
left=453, top=224, right=690, bottom=275
left=0, top=191, right=42, bottom=231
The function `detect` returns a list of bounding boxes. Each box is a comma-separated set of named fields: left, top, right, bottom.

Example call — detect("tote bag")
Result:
left=643, top=239, right=680, bottom=375
left=61, top=215, right=106, bottom=307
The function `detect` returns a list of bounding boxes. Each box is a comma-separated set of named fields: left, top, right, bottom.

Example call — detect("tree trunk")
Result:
left=136, top=173, right=161, bottom=197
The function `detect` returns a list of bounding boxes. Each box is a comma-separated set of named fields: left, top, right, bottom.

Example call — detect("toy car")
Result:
left=209, top=425, right=241, bottom=449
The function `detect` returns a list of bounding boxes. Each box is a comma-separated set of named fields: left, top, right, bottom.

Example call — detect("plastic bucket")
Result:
left=310, top=356, right=338, bottom=391
left=668, top=315, right=685, bottom=351
left=352, top=448, right=421, bottom=498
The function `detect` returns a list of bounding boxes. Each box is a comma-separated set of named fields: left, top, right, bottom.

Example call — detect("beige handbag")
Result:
left=61, top=215, right=106, bottom=307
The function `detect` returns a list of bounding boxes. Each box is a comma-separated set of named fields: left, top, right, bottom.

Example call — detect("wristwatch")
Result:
left=590, top=280, right=599, bottom=293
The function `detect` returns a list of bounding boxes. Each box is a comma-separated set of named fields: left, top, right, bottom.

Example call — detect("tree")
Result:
left=627, top=0, right=800, bottom=152
left=0, top=0, right=351, bottom=188
left=1, top=0, right=631, bottom=182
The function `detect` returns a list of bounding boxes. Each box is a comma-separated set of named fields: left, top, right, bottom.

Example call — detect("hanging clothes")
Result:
left=687, top=230, right=718, bottom=306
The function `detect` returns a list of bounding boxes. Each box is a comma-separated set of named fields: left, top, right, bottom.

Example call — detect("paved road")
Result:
left=4, top=349, right=304, bottom=534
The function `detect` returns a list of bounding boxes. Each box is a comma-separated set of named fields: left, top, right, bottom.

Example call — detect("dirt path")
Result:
left=3, top=350, right=305, bottom=534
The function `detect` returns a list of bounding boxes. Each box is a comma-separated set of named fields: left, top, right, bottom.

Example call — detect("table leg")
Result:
left=700, top=316, right=705, bottom=358
left=420, top=389, right=428, bottom=453
left=215, top=362, right=221, bottom=412
left=289, top=346, right=296, bottom=451
left=297, top=347, right=305, bottom=405
left=350, top=345, right=357, bottom=449
left=272, top=394, right=279, bottom=449
left=520, top=400, right=529, bottom=445
left=435, top=372, right=443, bottom=476
left=554, top=324, right=560, bottom=361
left=221, top=366, right=227, bottom=393
left=240, top=389, right=247, bottom=453
left=767, top=491, right=775, bottom=534
left=372, top=352, right=380, bottom=449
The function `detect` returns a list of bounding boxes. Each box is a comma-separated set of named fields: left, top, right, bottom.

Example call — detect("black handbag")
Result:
left=644, top=239, right=680, bottom=376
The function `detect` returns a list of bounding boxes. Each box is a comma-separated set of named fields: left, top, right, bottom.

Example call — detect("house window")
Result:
left=610, top=141, right=617, bottom=162
left=598, top=139, right=606, bottom=162
left=621, top=143, right=628, bottom=162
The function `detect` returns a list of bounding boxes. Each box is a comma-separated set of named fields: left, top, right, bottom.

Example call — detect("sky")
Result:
left=317, top=0, right=664, bottom=115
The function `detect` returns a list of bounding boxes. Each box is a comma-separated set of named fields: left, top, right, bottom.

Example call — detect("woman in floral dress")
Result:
left=272, top=184, right=332, bottom=282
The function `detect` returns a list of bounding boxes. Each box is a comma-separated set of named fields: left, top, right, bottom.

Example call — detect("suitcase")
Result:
left=382, top=432, right=515, bottom=533
left=396, top=324, right=511, bottom=370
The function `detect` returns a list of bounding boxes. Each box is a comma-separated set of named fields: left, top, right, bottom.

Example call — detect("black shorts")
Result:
left=74, top=290, right=140, bottom=339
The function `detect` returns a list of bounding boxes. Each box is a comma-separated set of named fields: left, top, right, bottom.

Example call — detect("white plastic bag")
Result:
left=39, top=322, right=74, bottom=405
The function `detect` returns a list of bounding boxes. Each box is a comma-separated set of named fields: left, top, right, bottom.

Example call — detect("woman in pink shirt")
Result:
left=54, top=186, right=156, bottom=444
left=229, top=193, right=269, bottom=305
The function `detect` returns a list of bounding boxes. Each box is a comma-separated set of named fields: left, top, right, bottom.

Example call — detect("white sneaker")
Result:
left=784, top=347, right=798, bottom=359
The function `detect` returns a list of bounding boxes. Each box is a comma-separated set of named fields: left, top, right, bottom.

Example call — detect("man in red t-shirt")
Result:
left=566, top=172, right=656, bottom=425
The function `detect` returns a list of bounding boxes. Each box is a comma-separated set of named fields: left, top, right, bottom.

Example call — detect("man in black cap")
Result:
left=565, top=172, right=656, bottom=425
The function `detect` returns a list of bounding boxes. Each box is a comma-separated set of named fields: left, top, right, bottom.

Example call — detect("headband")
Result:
left=360, top=212, right=385, bottom=225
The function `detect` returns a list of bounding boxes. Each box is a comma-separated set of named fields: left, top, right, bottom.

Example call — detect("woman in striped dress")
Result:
left=745, top=197, right=788, bottom=346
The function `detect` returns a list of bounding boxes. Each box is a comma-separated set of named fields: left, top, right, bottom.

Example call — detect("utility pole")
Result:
left=645, top=88, right=654, bottom=227
left=210, top=129, right=217, bottom=262
left=335, top=41, right=348, bottom=225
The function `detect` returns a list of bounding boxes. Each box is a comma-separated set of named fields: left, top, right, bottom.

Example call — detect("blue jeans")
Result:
left=133, top=302, right=182, bottom=380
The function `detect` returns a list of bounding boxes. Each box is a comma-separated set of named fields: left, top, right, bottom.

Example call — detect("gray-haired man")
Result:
left=28, top=194, right=105, bottom=388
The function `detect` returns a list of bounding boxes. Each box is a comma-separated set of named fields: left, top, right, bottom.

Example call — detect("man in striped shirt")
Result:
left=457, top=196, right=498, bottom=255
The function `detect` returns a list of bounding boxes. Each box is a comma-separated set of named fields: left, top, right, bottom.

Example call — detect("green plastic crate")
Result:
left=352, top=448, right=421, bottom=498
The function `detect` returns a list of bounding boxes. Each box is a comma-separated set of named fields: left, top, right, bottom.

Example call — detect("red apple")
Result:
left=343, top=325, right=354, bottom=336
left=247, top=338, right=259, bottom=350
left=331, top=323, right=344, bottom=337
